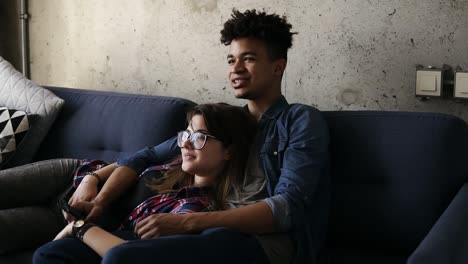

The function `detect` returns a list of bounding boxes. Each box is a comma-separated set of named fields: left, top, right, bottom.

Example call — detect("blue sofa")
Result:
left=322, top=111, right=468, bottom=264
left=0, top=87, right=195, bottom=264
left=0, top=86, right=466, bottom=264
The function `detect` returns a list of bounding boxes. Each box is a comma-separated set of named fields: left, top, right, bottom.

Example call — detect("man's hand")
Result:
left=134, top=202, right=275, bottom=239
left=65, top=176, right=99, bottom=222
left=134, top=213, right=191, bottom=239
left=81, top=200, right=105, bottom=223
left=64, top=200, right=105, bottom=223
left=70, top=176, right=99, bottom=203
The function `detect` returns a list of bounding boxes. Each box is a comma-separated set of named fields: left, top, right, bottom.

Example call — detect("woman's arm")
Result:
left=68, top=163, right=118, bottom=206
left=83, top=226, right=126, bottom=257
left=55, top=223, right=126, bottom=257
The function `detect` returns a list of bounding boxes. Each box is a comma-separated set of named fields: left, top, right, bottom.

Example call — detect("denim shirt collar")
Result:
left=262, top=95, right=289, bottom=120
left=244, top=95, right=289, bottom=120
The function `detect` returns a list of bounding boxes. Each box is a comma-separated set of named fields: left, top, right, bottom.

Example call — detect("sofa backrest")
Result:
left=35, top=87, right=196, bottom=162
left=323, top=111, right=468, bottom=255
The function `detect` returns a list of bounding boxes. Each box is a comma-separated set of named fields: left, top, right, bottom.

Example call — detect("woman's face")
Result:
left=180, top=114, right=229, bottom=186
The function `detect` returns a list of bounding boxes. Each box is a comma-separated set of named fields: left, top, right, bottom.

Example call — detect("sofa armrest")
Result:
left=0, top=159, right=81, bottom=255
left=0, top=205, right=64, bottom=255
left=407, top=182, right=468, bottom=264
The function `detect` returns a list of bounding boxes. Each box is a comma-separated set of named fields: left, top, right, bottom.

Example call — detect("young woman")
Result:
left=33, top=103, right=257, bottom=263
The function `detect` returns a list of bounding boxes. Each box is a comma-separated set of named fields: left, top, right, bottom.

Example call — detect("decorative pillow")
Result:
left=0, top=107, right=32, bottom=167
left=0, top=56, right=64, bottom=168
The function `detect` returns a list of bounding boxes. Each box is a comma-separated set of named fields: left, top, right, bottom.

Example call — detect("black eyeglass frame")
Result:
left=177, top=130, right=218, bottom=150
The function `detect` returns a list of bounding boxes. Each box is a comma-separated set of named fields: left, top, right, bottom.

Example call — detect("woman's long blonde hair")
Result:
left=149, top=103, right=257, bottom=210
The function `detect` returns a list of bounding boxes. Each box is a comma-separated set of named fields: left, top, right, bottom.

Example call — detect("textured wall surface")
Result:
left=29, top=0, right=468, bottom=120
left=0, top=0, right=21, bottom=71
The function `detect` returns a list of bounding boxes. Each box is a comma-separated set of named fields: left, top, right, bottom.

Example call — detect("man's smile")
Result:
left=231, top=77, right=250, bottom=88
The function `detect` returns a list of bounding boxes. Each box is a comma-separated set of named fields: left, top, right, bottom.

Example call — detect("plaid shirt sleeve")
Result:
left=73, top=159, right=109, bottom=188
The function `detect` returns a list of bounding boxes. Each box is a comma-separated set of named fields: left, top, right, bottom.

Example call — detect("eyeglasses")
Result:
left=177, top=130, right=218, bottom=150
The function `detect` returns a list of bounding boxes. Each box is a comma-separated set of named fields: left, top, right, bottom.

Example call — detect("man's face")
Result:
left=227, top=38, right=279, bottom=100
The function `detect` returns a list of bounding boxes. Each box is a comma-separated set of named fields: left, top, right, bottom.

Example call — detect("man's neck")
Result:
left=247, top=93, right=282, bottom=121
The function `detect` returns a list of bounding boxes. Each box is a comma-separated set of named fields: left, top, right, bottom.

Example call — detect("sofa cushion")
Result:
left=0, top=56, right=64, bottom=168
left=323, top=111, right=468, bottom=255
left=0, top=107, right=33, bottom=168
left=35, top=87, right=196, bottom=162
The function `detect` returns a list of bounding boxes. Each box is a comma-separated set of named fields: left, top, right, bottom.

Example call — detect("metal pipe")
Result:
left=19, top=0, right=29, bottom=78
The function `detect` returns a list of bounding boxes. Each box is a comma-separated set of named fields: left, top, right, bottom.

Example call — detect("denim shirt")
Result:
left=256, top=96, right=330, bottom=264
left=118, top=96, right=330, bottom=264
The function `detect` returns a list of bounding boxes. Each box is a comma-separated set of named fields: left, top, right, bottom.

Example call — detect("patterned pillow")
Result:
left=0, top=56, right=64, bottom=168
left=0, top=107, right=32, bottom=167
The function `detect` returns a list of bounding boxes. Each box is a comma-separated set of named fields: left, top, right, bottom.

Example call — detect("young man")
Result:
left=36, top=9, right=330, bottom=264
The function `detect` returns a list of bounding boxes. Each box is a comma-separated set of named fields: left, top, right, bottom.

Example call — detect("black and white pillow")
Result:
left=0, top=107, right=31, bottom=167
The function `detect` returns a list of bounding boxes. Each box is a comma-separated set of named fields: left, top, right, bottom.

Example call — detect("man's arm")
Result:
left=68, top=163, right=140, bottom=222
left=135, top=201, right=275, bottom=238
left=116, top=137, right=179, bottom=175
left=91, top=166, right=139, bottom=209
left=135, top=105, right=329, bottom=237
left=187, top=201, right=275, bottom=234
left=68, top=163, right=117, bottom=202
left=91, top=137, right=179, bottom=217
left=268, top=105, right=330, bottom=233
left=74, top=137, right=180, bottom=220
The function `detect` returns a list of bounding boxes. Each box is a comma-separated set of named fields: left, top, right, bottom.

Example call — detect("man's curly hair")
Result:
left=220, top=9, right=297, bottom=61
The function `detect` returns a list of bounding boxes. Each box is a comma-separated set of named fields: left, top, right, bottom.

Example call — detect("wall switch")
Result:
left=420, top=75, right=437, bottom=91
left=454, top=71, right=468, bottom=99
left=415, top=69, right=443, bottom=97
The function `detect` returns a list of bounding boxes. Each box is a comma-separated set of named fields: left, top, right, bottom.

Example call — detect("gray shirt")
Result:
left=226, top=141, right=294, bottom=264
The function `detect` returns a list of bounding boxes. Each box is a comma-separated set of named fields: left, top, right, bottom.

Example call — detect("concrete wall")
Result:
left=29, top=0, right=468, bottom=120
left=0, top=0, right=21, bottom=71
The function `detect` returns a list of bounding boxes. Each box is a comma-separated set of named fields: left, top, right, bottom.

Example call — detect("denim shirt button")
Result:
left=273, top=151, right=278, bottom=155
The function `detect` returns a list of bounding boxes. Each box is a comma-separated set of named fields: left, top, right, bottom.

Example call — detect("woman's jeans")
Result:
left=33, top=227, right=270, bottom=264
left=0, top=159, right=80, bottom=254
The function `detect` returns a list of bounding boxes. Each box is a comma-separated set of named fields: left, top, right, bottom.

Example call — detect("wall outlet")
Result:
left=415, top=69, right=443, bottom=97
left=454, top=71, right=468, bottom=99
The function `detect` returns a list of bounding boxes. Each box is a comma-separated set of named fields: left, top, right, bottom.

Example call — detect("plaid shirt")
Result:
left=72, top=159, right=215, bottom=231
left=119, top=186, right=215, bottom=230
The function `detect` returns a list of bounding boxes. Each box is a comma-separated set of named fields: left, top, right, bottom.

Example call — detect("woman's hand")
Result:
left=54, top=222, right=73, bottom=240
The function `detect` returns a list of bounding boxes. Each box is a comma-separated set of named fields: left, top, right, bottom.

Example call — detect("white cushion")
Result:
left=0, top=56, right=64, bottom=168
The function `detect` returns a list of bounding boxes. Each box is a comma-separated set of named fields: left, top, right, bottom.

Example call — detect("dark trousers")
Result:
left=33, top=227, right=270, bottom=264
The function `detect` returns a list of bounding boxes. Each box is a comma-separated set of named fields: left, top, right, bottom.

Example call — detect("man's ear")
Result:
left=273, top=59, right=287, bottom=76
